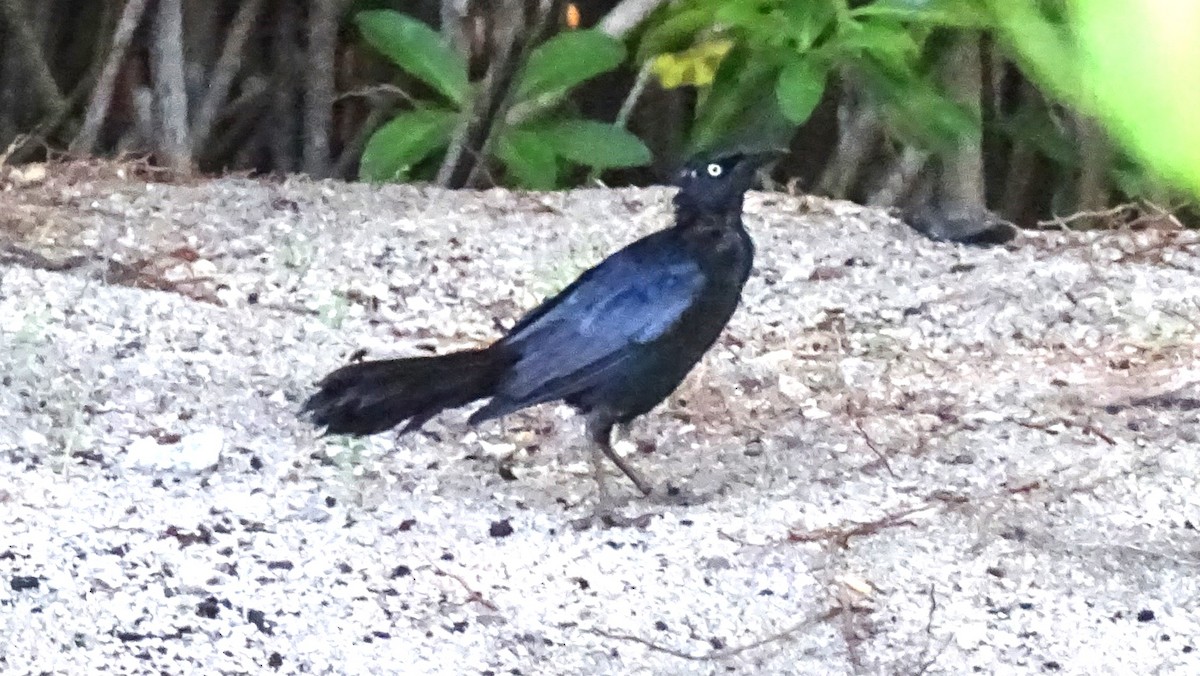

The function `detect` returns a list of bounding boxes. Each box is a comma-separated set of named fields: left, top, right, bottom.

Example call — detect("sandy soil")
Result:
left=1, top=165, right=1199, bottom=675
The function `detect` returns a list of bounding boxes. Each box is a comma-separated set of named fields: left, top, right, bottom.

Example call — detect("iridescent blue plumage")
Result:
left=303, top=152, right=771, bottom=505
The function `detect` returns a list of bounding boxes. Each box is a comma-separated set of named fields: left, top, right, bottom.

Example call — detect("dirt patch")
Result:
left=1, top=166, right=1198, bottom=674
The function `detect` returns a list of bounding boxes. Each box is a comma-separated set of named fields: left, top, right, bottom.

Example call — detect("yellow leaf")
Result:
left=650, top=39, right=734, bottom=89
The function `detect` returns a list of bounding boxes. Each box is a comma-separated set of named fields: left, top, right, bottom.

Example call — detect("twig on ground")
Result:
left=843, top=399, right=897, bottom=478
left=584, top=606, right=840, bottom=661
left=433, top=566, right=500, bottom=611
left=1034, top=204, right=1136, bottom=231
left=788, top=504, right=932, bottom=549
left=912, top=585, right=952, bottom=675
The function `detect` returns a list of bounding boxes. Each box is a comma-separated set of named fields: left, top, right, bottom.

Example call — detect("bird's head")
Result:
left=672, top=152, right=777, bottom=215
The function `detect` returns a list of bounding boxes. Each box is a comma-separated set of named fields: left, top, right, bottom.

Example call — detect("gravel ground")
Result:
left=1, top=166, right=1199, bottom=675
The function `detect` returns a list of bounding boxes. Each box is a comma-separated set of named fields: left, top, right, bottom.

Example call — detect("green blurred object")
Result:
left=1076, top=1, right=1200, bottom=197
left=996, top=0, right=1200, bottom=197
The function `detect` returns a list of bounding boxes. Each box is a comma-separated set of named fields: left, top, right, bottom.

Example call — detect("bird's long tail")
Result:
left=301, top=348, right=508, bottom=436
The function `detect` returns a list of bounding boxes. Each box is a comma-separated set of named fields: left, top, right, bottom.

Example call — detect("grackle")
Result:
left=302, top=152, right=772, bottom=521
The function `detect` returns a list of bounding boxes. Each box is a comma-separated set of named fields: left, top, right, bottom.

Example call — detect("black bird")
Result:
left=302, top=152, right=770, bottom=518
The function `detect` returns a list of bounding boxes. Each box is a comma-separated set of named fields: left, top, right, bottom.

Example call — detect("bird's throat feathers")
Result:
left=673, top=192, right=745, bottom=228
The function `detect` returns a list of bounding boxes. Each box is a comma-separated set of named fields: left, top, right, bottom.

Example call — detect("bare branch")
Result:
left=616, top=60, right=653, bottom=131
left=192, top=0, right=265, bottom=147
left=599, top=0, right=668, bottom=38
left=72, top=0, right=152, bottom=155
left=0, top=0, right=68, bottom=118
left=1074, top=112, right=1112, bottom=227
left=199, top=75, right=270, bottom=167
left=333, top=105, right=390, bottom=179
left=440, top=0, right=567, bottom=188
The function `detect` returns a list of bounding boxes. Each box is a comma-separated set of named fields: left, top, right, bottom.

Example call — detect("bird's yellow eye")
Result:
left=706, top=163, right=722, bottom=177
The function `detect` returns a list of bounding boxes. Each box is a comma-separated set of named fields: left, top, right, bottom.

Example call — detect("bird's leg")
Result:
left=590, top=436, right=613, bottom=510
left=598, top=439, right=653, bottom=496
left=570, top=415, right=657, bottom=529
left=589, top=418, right=652, bottom=496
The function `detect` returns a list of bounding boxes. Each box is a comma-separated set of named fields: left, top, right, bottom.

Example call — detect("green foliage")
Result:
left=356, top=12, right=649, bottom=187
left=775, top=57, right=826, bottom=123
left=535, top=120, right=652, bottom=168
left=359, top=109, right=458, bottom=181
left=688, top=47, right=780, bottom=152
left=639, top=0, right=986, bottom=153
left=495, top=128, right=560, bottom=190
left=516, top=30, right=626, bottom=100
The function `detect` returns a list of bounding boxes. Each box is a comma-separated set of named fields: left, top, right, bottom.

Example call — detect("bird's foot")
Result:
left=649, top=482, right=708, bottom=506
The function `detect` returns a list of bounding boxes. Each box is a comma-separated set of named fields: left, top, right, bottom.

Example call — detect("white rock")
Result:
left=176, top=427, right=225, bottom=471
left=123, top=426, right=224, bottom=473
left=20, top=428, right=49, bottom=447
left=175, top=557, right=218, bottom=593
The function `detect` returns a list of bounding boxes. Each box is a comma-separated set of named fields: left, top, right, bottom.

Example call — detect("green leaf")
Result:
left=537, top=120, right=651, bottom=168
left=775, top=58, right=827, bottom=123
left=780, top=2, right=838, bottom=51
left=516, top=30, right=625, bottom=101
left=496, top=128, right=559, bottom=189
left=636, top=7, right=714, bottom=62
left=714, top=3, right=782, bottom=36
left=689, top=47, right=780, bottom=153
left=356, top=10, right=469, bottom=107
left=834, top=19, right=921, bottom=63
left=359, top=109, right=457, bottom=181
left=851, top=0, right=993, bottom=28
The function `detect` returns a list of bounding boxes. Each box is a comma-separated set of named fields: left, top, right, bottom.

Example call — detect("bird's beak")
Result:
left=736, top=150, right=785, bottom=189
left=742, top=149, right=786, bottom=171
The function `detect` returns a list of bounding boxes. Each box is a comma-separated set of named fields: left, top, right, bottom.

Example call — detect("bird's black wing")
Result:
left=473, top=234, right=705, bottom=419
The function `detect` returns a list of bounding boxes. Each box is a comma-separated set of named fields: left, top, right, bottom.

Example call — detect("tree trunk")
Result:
left=1075, top=112, right=1112, bottom=227
left=0, top=0, right=67, bottom=120
left=150, top=0, right=193, bottom=172
left=304, top=0, right=348, bottom=178
left=936, top=31, right=985, bottom=210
